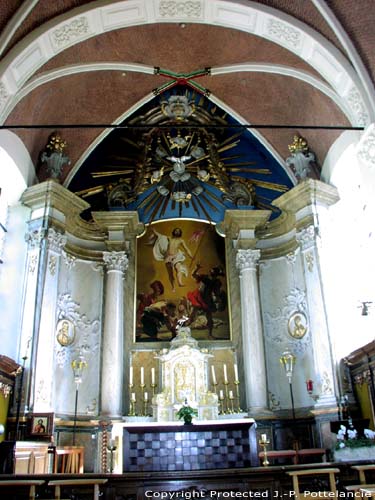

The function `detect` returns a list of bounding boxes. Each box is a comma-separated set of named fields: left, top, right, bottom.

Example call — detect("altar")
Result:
left=121, top=419, right=258, bottom=472
left=153, top=323, right=219, bottom=421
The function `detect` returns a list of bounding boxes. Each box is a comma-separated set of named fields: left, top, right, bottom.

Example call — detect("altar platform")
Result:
left=119, top=418, right=258, bottom=472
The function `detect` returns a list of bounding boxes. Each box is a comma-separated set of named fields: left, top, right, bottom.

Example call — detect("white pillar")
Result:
left=236, top=248, right=269, bottom=414
left=297, top=225, right=337, bottom=407
left=33, top=227, right=66, bottom=411
left=101, top=251, right=128, bottom=417
left=18, top=225, right=45, bottom=413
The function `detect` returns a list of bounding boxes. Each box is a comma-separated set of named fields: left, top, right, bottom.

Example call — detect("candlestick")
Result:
left=234, top=380, right=243, bottom=412
left=223, top=364, right=228, bottom=384
left=228, top=390, right=234, bottom=413
left=140, top=366, right=144, bottom=386
left=151, top=382, right=157, bottom=396
left=211, top=365, right=217, bottom=385
left=218, top=390, right=225, bottom=415
left=259, top=436, right=270, bottom=466
left=234, top=363, right=239, bottom=382
left=143, top=391, right=149, bottom=416
left=129, top=392, right=136, bottom=416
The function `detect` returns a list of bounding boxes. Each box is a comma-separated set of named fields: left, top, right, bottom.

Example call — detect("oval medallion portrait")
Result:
left=288, top=312, right=308, bottom=339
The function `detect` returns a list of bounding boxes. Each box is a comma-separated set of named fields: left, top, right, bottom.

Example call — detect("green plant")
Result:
left=176, top=401, right=198, bottom=424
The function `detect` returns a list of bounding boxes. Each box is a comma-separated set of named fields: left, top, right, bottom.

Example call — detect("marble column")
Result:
left=236, top=249, right=269, bottom=414
left=101, top=251, right=128, bottom=417
left=296, top=225, right=337, bottom=407
left=17, top=224, right=45, bottom=413
left=33, top=227, right=66, bottom=411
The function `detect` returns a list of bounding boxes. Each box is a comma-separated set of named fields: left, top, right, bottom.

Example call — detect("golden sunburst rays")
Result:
left=72, top=91, right=291, bottom=214
left=74, top=185, right=105, bottom=198
left=249, top=179, right=289, bottom=192
left=91, top=170, right=134, bottom=178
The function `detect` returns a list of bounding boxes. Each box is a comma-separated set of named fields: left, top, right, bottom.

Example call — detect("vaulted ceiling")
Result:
left=0, top=0, right=374, bottom=223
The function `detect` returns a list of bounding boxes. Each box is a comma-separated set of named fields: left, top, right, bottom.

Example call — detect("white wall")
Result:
left=0, top=133, right=35, bottom=361
left=320, top=131, right=375, bottom=361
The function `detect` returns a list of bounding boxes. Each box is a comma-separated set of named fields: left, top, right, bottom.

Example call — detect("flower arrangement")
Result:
left=335, top=424, right=375, bottom=450
left=176, top=399, right=198, bottom=424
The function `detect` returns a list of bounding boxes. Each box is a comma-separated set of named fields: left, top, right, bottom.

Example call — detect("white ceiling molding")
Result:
left=310, top=0, right=375, bottom=122
left=212, top=63, right=353, bottom=123
left=0, top=0, right=40, bottom=57
left=3, top=61, right=352, bottom=124
left=0, top=0, right=370, bottom=126
left=0, top=62, right=155, bottom=121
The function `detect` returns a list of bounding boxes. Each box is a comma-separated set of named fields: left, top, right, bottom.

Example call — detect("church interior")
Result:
left=0, top=0, right=375, bottom=498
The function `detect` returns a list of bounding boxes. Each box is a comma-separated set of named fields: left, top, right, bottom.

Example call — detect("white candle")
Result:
left=211, top=365, right=217, bottom=385
left=223, top=364, right=228, bottom=384
left=219, top=390, right=224, bottom=399
left=261, top=433, right=267, bottom=442
left=144, top=392, right=148, bottom=401
left=229, top=390, right=233, bottom=399
left=140, top=366, right=144, bottom=385
left=131, top=392, right=136, bottom=402
left=129, top=366, right=133, bottom=386
left=234, top=363, right=239, bottom=382
left=151, top=367, right=155, bottom=385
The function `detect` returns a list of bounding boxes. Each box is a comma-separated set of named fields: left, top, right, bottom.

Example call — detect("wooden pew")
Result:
left=287, top=467, right=340, bottom=500
left=0, top=479, right=45, bottom=500
left=48, top=478, right=108, bottom=500
left=345, top=464, right=375, bottom=493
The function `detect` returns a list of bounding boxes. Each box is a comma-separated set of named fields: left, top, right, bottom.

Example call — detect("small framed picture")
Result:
left=30, top=413, right=54, bottom=437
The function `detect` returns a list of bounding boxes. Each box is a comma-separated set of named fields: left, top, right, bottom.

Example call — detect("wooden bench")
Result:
left=0, top=479, right=45, bottom=500
left=287, top=467, right=340, bottom=500
left=345, top=464, right=375, bottom=493
left=53, top=446, right=84, bottom=473
left=48, top=478, right=108, bottom=500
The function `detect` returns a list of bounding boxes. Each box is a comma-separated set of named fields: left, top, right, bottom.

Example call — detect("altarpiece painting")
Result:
left=136, top=220, right=230, bottom=342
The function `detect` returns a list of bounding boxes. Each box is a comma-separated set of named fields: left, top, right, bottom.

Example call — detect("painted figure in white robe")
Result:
left=152, top=227, right=193, bottom=291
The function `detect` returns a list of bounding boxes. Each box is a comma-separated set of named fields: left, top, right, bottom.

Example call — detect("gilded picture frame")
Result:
left=287, top=311, right=308, bottom=339
left=29, top=413, right=54, bottom=437
left=56, top=318, right=75, bottom=346
left=136, top=220, right=230, bottom=342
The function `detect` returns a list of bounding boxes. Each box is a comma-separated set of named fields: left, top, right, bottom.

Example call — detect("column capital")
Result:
left=236, top=248, right=261, bottom=272
left=103, top=251, right=129, bottom=273
left=25, top=226, right=45, bottom=249
left=47, top=227, right=67, bottom=253
left=296, top=225, right=316, bottom=250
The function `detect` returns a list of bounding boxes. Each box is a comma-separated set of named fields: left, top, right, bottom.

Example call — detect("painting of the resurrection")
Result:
left=136, top=220, right=230, bottom=342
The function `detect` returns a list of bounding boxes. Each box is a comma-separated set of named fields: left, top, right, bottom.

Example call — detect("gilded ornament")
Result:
left=287, top=311, right=308, bottom=339
left=56, top=318, right=75, bottom=346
